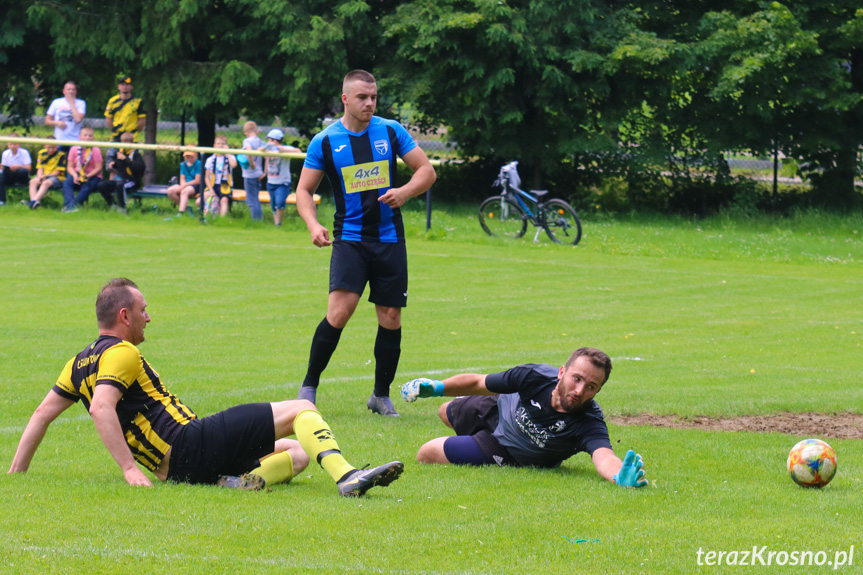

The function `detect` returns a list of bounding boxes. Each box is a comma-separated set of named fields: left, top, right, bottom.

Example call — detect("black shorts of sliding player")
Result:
left=167, top=402, right=275, bottom=484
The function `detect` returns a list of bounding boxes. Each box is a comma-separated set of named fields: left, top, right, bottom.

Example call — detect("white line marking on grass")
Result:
left=15, top=545, right=491, bottom=574
left=0, top=414, right=90, bottom=434
left=0, top=224, right=311, bottom=251
left=216, top=368, right=492, bottom=397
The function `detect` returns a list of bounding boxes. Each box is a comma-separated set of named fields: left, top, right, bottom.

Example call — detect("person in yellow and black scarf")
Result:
left=24, top=137, right=66, bottom=209
left=200, top=133, right=237, bottom=218
left=97, top=132, right=144, bottom=213
left=60, top=126, right=104, bottom=213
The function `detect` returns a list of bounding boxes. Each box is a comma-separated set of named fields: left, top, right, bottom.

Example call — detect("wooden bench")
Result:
left=129, top=185, right=170, bottom=203
left=129, top=186, right=321, bottom=207
left=230, top=190, right=321, bottom=205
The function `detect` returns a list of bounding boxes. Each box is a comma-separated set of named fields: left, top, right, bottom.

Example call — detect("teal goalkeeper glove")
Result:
left=613, top=450, right=648, bottom=488
left=401, top=378, right=445, bottom=402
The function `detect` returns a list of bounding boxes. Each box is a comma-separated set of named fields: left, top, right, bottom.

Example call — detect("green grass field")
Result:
left=1, top=201, right=861, bottom=574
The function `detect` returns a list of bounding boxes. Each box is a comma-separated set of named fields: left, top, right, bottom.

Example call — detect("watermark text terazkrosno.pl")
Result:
left=696, top=546, right=854, bottom=569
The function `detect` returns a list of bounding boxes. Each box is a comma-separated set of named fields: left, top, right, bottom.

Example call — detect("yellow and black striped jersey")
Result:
left=36, top=148, right=67, bottom=178
left=104, top=95, right=145, bottom=141
left=52, top=335, right=197, bottom=471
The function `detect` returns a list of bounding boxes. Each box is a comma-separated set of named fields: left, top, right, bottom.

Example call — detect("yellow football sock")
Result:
left=250, top=451, right=294, bottom=486
left=294, top=409, right=355, bottom=482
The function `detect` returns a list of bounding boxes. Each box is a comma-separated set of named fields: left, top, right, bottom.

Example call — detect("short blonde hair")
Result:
left=243, top=121, right=258, bottom=135
left=214, top=134, right=228, bottom=144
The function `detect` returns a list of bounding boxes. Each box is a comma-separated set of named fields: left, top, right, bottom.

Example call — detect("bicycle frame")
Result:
left=481, top=161, right=582, bottom=245
left=496, top=174, right=549, bottom=241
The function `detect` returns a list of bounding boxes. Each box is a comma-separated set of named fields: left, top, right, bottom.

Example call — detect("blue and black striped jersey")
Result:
left=304, top=116, right=417, bottom=242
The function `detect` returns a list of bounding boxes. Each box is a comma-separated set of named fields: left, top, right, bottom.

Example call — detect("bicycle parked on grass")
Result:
left=478, top=162, right=582, bottom=245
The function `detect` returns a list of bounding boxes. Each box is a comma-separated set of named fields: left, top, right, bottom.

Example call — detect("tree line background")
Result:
left=2, top=0, right=862, bottom=213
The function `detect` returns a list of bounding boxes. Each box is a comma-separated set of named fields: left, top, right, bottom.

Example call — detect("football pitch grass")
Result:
left=1, top=203, right=861, bottom=574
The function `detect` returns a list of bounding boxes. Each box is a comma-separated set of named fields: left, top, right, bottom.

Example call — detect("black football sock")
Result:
left=373, top=325, right=401, bottom=397
left=302, top=317, right=343, bottom=389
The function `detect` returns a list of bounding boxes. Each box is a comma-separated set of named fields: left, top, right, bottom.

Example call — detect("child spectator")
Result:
left=96, top=131, right=144, bottom=212
left=61, top=126, right=104, bottom=212
left=0, top=134, right=32, bottom=205
left=25, top=137, right=67, bottom=209
left=166, top=150, right=202, bottom=218
left=201, top=134, right=237, bottom=218
left=264, top=128, right=301, bottom=226
left=241, top=121, right=265, bottom=221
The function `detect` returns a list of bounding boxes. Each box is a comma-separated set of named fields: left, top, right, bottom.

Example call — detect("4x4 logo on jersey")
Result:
left=341, top=160, right=391, bottom=193
left=354, top=165, right=380, bottom=179
left=374, top=139, right=388, bottom=155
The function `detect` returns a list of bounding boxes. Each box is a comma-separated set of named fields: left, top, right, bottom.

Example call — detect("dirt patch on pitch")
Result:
left=611, top=412, right=863, bottom=440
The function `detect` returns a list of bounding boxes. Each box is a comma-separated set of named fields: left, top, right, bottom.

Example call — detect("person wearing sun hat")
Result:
left=104, top=75, right=146, bottom=142
left=166, top=150, right=202, bottom=218
left=263, top=128, right=301, bottom=227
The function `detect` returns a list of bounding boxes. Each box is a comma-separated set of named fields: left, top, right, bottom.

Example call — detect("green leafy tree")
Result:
left=26, top=1, right=261, bottom=139
left=382, top=0, right=634, bottom=185
left=631, top=1, right=863, bottom=207
left=226, top=0, right=395, bottom=134
left=24, top=0, right=272, bottom=183
left=9, top=0, right=863, bottom=208
left=0, top=2, right=54, bottom=129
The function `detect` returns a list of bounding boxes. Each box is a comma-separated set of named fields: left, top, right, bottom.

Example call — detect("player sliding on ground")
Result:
left=8, top=278, right=403, bottom=497
left=400, top=348, right=648, bottom=487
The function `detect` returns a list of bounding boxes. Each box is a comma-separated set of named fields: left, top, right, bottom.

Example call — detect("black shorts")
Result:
left=444, top=396, right=516, bottom=466
left=166, top=403, right=275, bottom=485
left=329, top=241, right=408, bottom=308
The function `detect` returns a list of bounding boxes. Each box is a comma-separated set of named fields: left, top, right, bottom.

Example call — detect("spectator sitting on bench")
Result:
left=96, top=132, right=143, bottom=213
left=166, top=150, right=202, bottom=218
left=25, top=137, right=67, bottom=209
left=0, top=133, right=32, bottom=206
left=200, top=134, right=236, bottom=218
left=61, top=126, right=104, bottom=212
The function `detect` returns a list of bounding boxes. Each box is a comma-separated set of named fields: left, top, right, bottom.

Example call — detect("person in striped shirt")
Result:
left=25, top=138, right=66, bottom=209
left=8, top=278, right=403, bottom=497
left=294, top=70, right=436, bottom=416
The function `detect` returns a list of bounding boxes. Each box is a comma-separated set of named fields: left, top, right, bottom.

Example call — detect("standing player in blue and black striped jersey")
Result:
left=295, top=70, right=437, bottom=417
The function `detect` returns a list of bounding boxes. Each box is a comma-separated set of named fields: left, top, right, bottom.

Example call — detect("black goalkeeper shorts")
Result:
left=443, top=396, right=516, bottom=466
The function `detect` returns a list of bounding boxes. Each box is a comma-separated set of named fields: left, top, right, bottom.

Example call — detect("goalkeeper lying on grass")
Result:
left=401, top=347, right=648, bottom=487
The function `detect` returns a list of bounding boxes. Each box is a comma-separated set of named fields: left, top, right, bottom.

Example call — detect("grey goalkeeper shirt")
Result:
left=485, top=363, right=612, bottom=468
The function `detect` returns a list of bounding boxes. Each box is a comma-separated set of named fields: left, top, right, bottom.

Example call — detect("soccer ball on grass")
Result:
left=787, top=438, right=837, bottom=488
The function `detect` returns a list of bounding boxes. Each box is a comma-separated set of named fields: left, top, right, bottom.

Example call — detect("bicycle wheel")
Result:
left=479, top=195, right=527, bottom=239
left=542, top=199, right=582, bottom=245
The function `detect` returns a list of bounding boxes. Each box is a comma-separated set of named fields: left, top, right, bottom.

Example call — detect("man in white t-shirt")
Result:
left=0, top=135, right=32, bottom=205
left=45, top=82, right=87, bottom=145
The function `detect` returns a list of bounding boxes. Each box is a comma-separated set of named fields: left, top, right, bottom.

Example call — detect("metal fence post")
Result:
left=426, top=185, right=432, bottom=232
